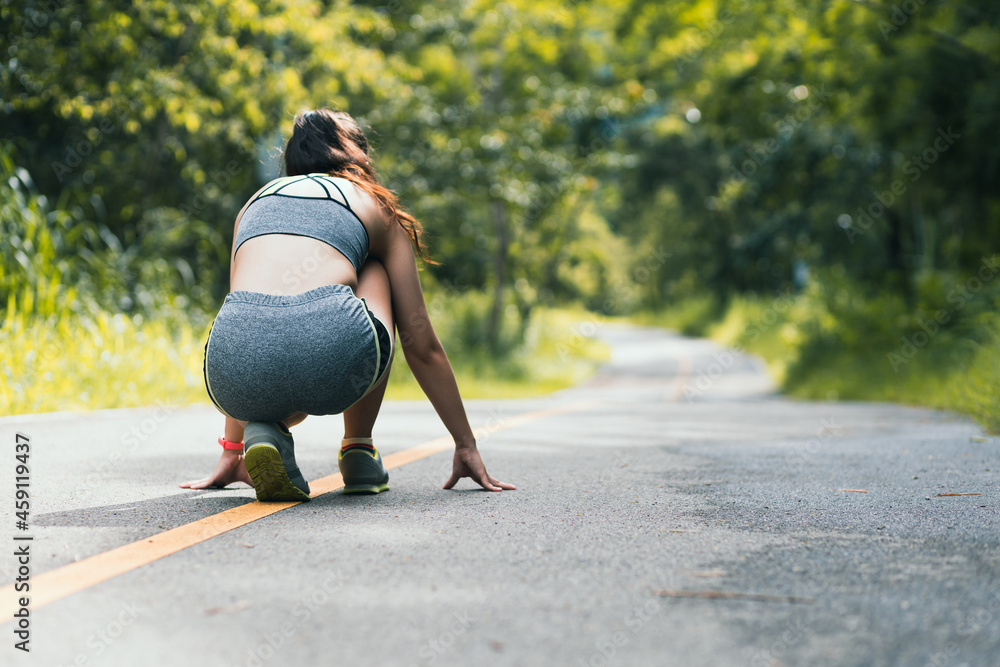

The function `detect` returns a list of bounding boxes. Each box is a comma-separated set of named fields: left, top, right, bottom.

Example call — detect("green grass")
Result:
left=1, top=306, right=209, bottom=415
left=637, top=289, right=1000, bottom=433
left=0, top=303, right=609, bottom=417
left=385, top=305, right=610, bottom=399
left=629, top=294, right=722, bottom=338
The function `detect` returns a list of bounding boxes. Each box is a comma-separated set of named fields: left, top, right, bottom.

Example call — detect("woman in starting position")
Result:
left=180, top=108, right=514, bottom=500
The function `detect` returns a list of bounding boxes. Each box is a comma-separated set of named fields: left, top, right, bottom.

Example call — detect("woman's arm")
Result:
left=379, top=223, right=515, bottom=491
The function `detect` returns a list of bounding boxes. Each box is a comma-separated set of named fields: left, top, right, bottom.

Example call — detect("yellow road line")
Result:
left=0, top=400, right=597, bottom=620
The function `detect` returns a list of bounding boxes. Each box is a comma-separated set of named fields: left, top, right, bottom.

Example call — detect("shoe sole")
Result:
left=342, top=482, right=390, bottom=495
left=245, top=443, right=311, bottom=502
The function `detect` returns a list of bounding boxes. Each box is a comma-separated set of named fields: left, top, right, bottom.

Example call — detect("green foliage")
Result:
left=386, top=301, right=610, bottom=400
left=1, top=144, right=84, bottom=319
left=1, top=308, right=208, bottom=415
left=683, top=268, right=1000, bottom=431
left=632, top=294, right=722, bottom=338
left=2, top=0, right=634, bottom=336
left=613, top=0, right=1000, bottom=301
left=3, top=0, right=401, bottom=308
left=3, top=0, right=1000, bottom=420
left=0, top=141, right=218, bottom=320
left=429, top=289, right=526, bottom=363
left=0, top=298, right=606, bottom=415
left=616, top=0, right=1000, bottom=428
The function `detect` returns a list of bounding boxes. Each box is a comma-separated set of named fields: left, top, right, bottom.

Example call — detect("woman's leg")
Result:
left=283, top=412, right=308, bottom=428
left=343, top=259, right=395, bottom=439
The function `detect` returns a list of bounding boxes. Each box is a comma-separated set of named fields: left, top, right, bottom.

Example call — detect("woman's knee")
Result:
left=358, top=257, right=388, bottom=283
left=356, top=259, right=393, bottom=328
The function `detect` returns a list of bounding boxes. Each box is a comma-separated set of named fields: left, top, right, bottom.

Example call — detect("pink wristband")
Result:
left=218, top=436, right=244, bottom=451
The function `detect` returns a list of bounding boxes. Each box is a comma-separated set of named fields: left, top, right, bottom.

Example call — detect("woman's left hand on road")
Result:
left=443, top=446, right=516, bottom=492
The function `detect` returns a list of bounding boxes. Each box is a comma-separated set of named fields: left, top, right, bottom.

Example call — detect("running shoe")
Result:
left=243, top=422, right=311, bottom=502
left=339, top=439, right=390, bottom=494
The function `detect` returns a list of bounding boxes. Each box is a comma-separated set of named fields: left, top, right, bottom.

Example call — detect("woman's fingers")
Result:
left=443, top=451, right=515, bottom=491
left=467, top=454, right=501, bottom=491
left=179, top=478, right=224, bottom=489
left=477, top=473, right=502, bottom=492
left=488, top=476, right=517, bottom=491
left=180, top=452, right=253, bottom=490
left=480, top=474, right=515, bottom=491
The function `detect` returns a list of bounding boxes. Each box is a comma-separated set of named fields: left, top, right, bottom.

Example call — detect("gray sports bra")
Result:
left=234, top=174, right=370, bottom=271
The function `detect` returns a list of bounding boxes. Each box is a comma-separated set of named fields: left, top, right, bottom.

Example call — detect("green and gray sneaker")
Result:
left=339, top=437, right=389, bottom=494
left=243, top=422, right=311, bottom=502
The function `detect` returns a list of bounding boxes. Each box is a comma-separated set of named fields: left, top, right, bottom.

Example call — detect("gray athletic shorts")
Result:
left=203, top=284, right=392, bottom=422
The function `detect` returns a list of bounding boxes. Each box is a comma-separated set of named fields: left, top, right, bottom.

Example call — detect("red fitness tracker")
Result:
left=218, top=436, right=244, bottom=451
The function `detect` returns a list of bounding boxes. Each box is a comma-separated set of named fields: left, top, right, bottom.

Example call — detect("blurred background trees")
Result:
left=2, top=0, right=999, bottom=417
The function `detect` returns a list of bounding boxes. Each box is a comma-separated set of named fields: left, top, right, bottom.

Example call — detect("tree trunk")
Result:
left=488, top=198, right=508, bottom=349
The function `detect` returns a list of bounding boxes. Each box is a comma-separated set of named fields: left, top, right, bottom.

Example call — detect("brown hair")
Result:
left=282, top=108, right=433, bottom=262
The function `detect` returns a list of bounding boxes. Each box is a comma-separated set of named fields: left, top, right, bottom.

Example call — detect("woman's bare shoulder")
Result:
left=329, top=177, right=392, bottom=241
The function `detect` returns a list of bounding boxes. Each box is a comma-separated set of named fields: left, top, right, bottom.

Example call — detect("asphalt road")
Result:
left=1, top=323, right=998, bottom=667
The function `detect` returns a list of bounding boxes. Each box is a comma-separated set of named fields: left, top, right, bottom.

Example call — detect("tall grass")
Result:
left=1, top=308, right=208, bottom=415
left=0, top=147, right=209, bottom=414
left=1, top=297, right=608, bottom=416
left=641, top=272, right=1000, bottom=432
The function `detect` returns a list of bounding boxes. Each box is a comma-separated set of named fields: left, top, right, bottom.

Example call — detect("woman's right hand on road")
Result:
left=179, top=449, right=254, bottom=489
